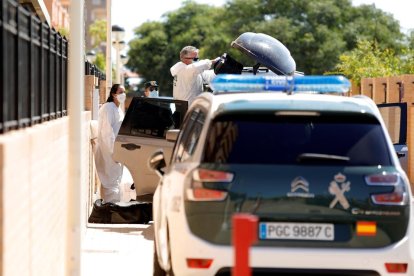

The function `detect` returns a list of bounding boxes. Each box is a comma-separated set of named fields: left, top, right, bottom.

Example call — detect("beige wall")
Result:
left=43, top=0, right=70, bottom=31
left=0, top=112, right=94, bottom=276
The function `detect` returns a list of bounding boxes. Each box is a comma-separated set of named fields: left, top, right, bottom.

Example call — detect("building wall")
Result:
left=43, top=0, right=70, bottom=31
left=0, top=112, right=93, bottom=276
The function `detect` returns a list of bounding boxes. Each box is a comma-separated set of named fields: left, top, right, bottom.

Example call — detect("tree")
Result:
left=127, top=0, right=408, bottom=94
left=58, top=27, right=69, bottom=38
left=88, top=20, right=107, bottom=71
left=408, top=30, right=414, bottom=49
left=127, top=21, right=170, bottom=94
left=222, top=0, right=404, bottom=74
left=127, top=1, right=226, bottom=94
left=334, top=40, right=414, bottom=85
left=94, top=52, right=106, bottom=72
left=89, top=19, right=107, bottom=49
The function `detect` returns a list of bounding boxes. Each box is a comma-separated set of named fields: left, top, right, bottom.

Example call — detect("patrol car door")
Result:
left=377, top=102, right=408, bottom=172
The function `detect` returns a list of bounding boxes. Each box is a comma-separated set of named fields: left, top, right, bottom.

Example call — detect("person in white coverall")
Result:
left=94, top=84, right=126, bottom=203
left=170, top=45, right=219, bottom=105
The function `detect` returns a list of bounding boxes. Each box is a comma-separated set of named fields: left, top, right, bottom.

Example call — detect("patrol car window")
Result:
left=118, top=98, right=187, bottom=139
left=203, top=114, right=392, bottom=166
left=174, top=109, right=205, bottom=162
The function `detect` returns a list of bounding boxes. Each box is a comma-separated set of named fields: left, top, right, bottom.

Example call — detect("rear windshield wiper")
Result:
left=297, top=153, right=350, bottom=164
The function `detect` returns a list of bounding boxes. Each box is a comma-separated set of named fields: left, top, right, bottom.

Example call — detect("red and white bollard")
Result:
left=232, top=213, right=258, bottom=276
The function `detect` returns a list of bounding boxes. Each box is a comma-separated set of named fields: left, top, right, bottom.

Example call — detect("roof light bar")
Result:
left=210, top=74, right=351, bottom=93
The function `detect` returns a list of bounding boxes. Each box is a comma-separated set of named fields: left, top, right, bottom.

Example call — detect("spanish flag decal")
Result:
left=356, top=221, right=377, bottom=236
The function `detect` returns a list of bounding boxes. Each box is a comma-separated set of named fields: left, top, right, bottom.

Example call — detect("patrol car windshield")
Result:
left=203, top=113, right=392, bottom=166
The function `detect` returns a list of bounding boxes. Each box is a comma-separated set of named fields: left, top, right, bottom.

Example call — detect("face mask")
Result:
left=150, top=91, right=158, bottom=97
left=116, top=93, right=126, bottom=103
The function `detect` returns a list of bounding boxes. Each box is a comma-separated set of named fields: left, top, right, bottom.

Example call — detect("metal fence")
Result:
left=0, top=0, right=68, bottom=133
left=85, top=60, right=105, bottom=83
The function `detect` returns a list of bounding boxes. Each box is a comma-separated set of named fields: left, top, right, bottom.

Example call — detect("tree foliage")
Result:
left=408, top=30, right=414, bottom=49
left=128, top=21, right=170, bottom=94
left=334, top=39, right=414, bottom=85
left=127, top=1, right=228, bottom=95
left=89, top=19, right=107, bottom=49
left=94, top=52, right=106, bottom=72
left=126, top=0, right=409, bottom=95
left=87, top=20, right=107, bottom=71
left=58, top=27, right=69, bottom=38
left=334, top=40, right=402, bottom=84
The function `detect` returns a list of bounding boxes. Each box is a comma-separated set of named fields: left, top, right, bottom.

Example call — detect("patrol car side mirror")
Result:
left=149, top=150, right=166, bottom=177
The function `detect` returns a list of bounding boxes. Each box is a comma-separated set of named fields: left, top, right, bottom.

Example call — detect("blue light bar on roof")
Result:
left=210, top=75, right=351, bottom=93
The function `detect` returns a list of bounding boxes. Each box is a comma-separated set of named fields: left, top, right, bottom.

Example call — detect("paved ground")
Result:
left=82, top=165, right=154, bottom=275
left=82, top=223, right=154, bottom=276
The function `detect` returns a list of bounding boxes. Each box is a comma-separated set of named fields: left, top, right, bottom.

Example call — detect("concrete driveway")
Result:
left=82, top=223, right=154, bottom=276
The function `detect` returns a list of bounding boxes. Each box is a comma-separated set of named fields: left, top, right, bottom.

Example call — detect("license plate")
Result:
left=259, top=222, right=334, bottom=241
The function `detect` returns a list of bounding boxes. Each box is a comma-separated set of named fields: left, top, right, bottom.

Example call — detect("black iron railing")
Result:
left=85, top=60, right=106, bottom=84
left=0, top=0, right=68, bottom=133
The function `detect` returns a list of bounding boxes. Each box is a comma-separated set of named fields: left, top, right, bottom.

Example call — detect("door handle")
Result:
left=121, top=143, right=141, bottom=151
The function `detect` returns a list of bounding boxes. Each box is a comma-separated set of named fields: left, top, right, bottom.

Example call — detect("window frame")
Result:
left=172, top=107, right=207, bottom=163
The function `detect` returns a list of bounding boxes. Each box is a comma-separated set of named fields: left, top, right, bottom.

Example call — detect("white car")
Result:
left=150, top=71, right=413, bottom=275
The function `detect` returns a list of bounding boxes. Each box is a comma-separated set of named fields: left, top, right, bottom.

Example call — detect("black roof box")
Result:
left=231, top=32, right=296, bottom=76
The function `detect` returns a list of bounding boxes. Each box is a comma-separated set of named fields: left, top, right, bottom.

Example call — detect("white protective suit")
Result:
left=94, top=102, right=125, bottom=203
left=170, top=59, right=216, bottom=105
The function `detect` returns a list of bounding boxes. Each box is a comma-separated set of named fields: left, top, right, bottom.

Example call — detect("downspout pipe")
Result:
left=106, top=0, right=112, bottom=96
left=67, top=0, right=84, bottom=275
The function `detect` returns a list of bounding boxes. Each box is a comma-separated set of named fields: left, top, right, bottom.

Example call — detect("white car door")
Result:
left=114, top=134, right=174, bottom=195
left=113, top=97, right=188, bottom=196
